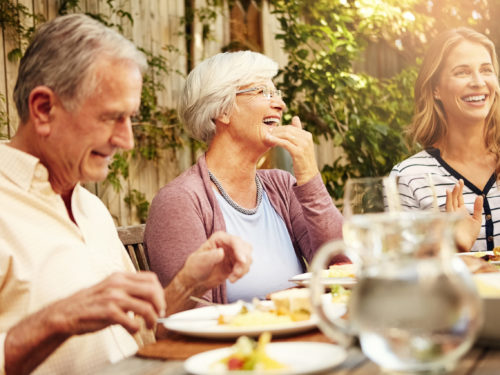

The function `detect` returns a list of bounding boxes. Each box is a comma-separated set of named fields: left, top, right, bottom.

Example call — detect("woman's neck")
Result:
left=434, top=122, right=489, bottom=161
left=205, top=135, right=261, bottom=184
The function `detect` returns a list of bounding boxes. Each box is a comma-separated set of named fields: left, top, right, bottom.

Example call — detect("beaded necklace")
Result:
left=208, top=170, right=262, bottom=215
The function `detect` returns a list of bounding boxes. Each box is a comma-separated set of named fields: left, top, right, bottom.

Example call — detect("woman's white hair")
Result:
left=179, top=51, right=279, bottom=143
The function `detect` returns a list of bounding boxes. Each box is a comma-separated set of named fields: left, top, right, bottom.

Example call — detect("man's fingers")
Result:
left=107, top=272, right=166, bottom=317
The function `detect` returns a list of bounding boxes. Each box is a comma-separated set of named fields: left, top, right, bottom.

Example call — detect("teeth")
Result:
left=463, top=95, right=486, bottom=102
left=263, top=118, right=279, bottom=125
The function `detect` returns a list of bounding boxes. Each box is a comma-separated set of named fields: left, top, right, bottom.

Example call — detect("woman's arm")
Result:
left=288, top=173, right=344, bottom=263
left=144, top=185, right=211, bottom=288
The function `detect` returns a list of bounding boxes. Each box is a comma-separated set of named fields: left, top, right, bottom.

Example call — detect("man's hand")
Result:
left=446, top=179, right=483, bottom=252
left=264, top=116, right=319, bottom=185
left=5, top=271, right=165, bottom=375
left=49, top=272, right=166, bottom=334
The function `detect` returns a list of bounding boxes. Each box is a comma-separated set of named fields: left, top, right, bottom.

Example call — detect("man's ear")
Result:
left=28, top=86, right=57, bottom=136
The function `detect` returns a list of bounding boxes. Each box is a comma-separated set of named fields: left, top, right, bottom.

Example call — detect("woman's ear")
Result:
left=28, top=86, right=56, bottom=136
left=433, top=88, right=441, bottom=101
left=215, top=112, right=230, bottom=125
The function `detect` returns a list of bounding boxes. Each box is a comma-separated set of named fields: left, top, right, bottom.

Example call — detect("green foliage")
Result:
left=124, top=189, right=150, bottom=223
left=0, top=0, right=45, bottom=62
left=271, top=0, right=422, bottom=200
left=270, top=0, right=487, bottom=201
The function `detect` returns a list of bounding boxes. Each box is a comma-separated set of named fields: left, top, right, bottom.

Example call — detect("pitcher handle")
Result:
left=310, top=239, right=356, bottom=348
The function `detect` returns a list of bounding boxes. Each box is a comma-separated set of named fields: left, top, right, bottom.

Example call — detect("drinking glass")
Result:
left=342, top=176, right=399, bottom=258
left=343, top=176, right=400, bottom=218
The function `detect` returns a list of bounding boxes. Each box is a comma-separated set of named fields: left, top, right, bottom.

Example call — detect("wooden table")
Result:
left=96, top=328, right=500, bottom=375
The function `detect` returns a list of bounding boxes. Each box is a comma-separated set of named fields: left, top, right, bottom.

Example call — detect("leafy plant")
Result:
left=269, top=0, right=486, bottom=201
left=0, top=0, right=45, bottom=62
left=124, top=189, right=150, bottom=223
left=0, top=94, right=8, bottom=140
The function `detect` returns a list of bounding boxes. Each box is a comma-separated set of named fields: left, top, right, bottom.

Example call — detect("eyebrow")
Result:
left=452, top=62, right=493, bottom=70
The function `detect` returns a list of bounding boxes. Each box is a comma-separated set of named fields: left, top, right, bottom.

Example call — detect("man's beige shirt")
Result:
left=0, top=144, right=138, bottom=374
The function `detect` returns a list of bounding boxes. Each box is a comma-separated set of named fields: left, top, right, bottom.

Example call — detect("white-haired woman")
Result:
left=145, top=51, right=344, bottom=303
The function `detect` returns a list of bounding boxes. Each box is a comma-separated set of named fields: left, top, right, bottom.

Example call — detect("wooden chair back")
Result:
left=117, top=224, right=150, bottom=271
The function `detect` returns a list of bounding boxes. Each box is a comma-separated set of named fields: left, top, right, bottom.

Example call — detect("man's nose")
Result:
left=111, top=118, right=134, bottom=150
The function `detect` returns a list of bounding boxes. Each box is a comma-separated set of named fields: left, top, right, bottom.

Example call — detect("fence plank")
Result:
left=0, top=26, right=7, bottom=138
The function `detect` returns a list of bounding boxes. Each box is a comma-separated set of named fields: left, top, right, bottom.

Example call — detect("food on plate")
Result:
left=270, top=288, right=311, bottom=321
left=211, top=332, right=288, bottom=372
left=460, top=255, right=498, bottom=274
left=327, top=264, right=356, bottom=278
left=218, top=290, right=311, bottom=327
left=330, top=285, right=351, bottom=304
left=218, top=308, right=294, bottom=327
left=463, top=248, right=500, bottom=262
left=473, top=273, right=500, bottom=298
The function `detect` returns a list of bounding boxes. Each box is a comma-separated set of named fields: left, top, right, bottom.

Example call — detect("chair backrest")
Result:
left=117, top=224, right=150, bottom=271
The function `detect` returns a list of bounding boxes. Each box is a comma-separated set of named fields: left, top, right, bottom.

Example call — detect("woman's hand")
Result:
left=446, top=179, right=483, bottom=252
left=264, top=116, right=319, bottom=185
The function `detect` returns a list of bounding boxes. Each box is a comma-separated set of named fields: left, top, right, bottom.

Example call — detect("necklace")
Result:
left=208, top=170, right=262, bottom=215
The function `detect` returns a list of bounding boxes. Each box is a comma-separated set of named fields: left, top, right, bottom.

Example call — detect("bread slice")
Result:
left=270, top=288, right=311, bottom=321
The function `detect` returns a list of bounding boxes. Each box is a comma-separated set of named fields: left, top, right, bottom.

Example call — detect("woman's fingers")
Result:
left=472, top=195, right=484, bottom=222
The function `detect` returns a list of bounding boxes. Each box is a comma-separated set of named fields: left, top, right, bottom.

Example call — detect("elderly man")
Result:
left=0, top=14, right=252, bottom=375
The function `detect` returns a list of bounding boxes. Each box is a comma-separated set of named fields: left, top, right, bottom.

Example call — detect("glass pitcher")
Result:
left=310, top=211, right=482, bottom=374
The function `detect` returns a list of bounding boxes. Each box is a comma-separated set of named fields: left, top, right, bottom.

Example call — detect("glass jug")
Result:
left=310, top=211, right=482, bottom=374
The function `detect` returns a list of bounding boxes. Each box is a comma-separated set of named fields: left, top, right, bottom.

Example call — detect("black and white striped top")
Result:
left=390, top=148, right=500, bottom=252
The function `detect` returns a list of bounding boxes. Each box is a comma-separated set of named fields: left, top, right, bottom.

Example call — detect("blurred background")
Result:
left=1, top=0, right=497, bottom=225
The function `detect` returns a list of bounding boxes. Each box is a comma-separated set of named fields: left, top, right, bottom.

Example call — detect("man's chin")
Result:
left=81, top=169, right=110, bottom=184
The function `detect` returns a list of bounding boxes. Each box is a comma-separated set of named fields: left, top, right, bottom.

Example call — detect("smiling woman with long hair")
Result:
left=391, top=27, right=500, bottom=252
left=145, top=51, right=344, bottom=304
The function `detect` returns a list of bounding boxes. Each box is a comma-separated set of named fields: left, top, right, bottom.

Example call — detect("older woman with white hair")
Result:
left=145, top=50, right=343, bottom=303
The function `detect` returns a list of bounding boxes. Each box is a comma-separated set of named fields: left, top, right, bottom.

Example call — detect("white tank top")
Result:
left=214, top=189, right=302, bottom=302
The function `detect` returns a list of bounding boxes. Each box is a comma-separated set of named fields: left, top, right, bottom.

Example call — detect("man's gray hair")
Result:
left=179, top=51, right=279, bottom=144
left=14, top=13, right=147, bottom=123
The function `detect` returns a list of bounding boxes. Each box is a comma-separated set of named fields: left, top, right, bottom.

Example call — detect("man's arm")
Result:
left=163, top=231, right=252, bottom=315
left=4, top=272, right=165, bottom=375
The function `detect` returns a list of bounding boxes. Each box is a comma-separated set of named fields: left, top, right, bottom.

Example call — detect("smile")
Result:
left=263, top=117, right=280, bottom=126
left=462, top=94, right=487, bottom=102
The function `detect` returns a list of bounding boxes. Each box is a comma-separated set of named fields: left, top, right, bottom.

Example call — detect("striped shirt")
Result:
left=390, top=148, right=500, bottom=252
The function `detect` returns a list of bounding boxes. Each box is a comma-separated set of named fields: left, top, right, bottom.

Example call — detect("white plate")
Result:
left=289, top=272, right=356, bottom=287
left=184, top=342, right=347, bottom=375
left=456, top=251, right=493, bottom=258
left=161, top=301, right=342, bottom=339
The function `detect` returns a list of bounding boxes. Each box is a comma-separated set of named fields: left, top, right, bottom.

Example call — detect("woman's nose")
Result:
left=271, top=95, right=287, bottom=111
left=470, top=72, right=487, bottom=88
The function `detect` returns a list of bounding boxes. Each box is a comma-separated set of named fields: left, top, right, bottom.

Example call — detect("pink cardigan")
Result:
left=144, top=154, right=343, bottom=303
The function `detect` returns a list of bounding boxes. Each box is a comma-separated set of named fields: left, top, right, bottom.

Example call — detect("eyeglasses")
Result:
left=236, top=86, right=282, bottom=99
